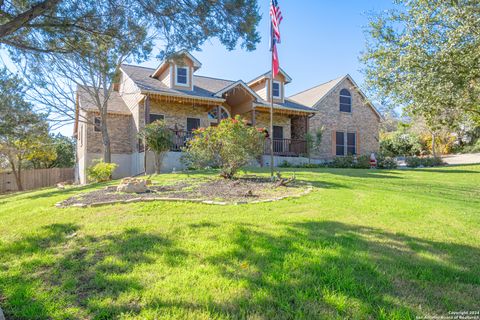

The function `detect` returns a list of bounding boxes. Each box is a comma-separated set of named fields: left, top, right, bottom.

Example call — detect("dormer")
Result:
left=151, top=50, right=202, bottom=91
left=247, top=68, right=292, bottom=103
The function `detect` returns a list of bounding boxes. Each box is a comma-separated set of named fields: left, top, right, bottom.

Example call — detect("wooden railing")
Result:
left=169, top=131, right=307, bottom=157
left=170, top=130, right=195, bottom=152
left=264, top=138, right=308, bottom=157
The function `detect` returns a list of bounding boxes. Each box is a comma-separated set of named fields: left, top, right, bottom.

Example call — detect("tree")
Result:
left=20, top=0, right=261, bottom=163
left=138, top=120, right=173, bottom=174
left=0, top=68, right=55, bottom=190
left=362, top=0, right=480, bottom=128
left=183, top=116, right=265, bottom=179
left=27, top=133, right=75, bottom=168
left=305, top=127, right=323, bottom=163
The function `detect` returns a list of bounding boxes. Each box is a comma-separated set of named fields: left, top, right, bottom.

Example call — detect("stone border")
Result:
left=55, top=184, right=313, bottom=208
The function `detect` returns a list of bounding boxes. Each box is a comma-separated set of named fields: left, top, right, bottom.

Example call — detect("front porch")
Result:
left=167, top=130, right=308, bottom=157
left=145, top=82, right=313, bottom=158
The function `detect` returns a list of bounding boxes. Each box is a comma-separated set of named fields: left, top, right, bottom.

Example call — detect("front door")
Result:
left=273, top=126, right=284, bottom=153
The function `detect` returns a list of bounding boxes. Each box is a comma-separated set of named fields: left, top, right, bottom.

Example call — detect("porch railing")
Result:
left=169, top=131, right=307, bottom=157
left=264, top=138, right=308, bottom=157
left=170, top=130, right=195, bottom=152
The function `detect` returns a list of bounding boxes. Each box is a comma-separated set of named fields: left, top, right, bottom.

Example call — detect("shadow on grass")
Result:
left=0, top=224, right=187, bottom=319
left=2, top=221, right=479, bottom=319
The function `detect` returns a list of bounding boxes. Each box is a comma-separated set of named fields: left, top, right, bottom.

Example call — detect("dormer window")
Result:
left=175, top=65, right=189, bottom=86
left=272, top=81, right=281, bottom=99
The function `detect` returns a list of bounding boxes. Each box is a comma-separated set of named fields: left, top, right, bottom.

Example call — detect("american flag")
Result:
left=270, top=0, right=283, bottom=77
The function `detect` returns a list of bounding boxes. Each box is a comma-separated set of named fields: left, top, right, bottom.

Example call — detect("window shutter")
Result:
left=356, top=131, right=360, bottom=155
left=331, top=130, right=335, bottom=156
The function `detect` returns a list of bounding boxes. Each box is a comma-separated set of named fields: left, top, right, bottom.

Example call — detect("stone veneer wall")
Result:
left=254, top=111, right=291, bottom=139
left=85, top=112, right=133, bottom=154
left=309, top=78, right=380, bottom=159
left=291, top=116, right=308, bottom=140
left=149, top=100, right=231, bottom=130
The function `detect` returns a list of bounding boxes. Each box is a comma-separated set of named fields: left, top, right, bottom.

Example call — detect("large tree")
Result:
left=362, top=0, right=480, bottom=128
left=19, top=0, right=261, bottom=163
left=0, top=69, right=53, bottom=190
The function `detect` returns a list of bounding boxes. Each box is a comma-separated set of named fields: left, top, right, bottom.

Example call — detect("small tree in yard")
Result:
left=139, top=120, right=173, bottom=174
left=305, top=127, right=323, bottom=163
left=183, top=116, right=265, bottom=179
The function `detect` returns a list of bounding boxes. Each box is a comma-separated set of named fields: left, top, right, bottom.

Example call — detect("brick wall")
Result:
left=309, top=77, right=380, bottom=158
left=86, top=112, right=133, bottom=154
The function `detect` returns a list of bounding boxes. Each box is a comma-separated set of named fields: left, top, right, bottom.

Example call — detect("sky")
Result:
left=1, top=0, right=398, bottom=136
left=138, top=0, right=397, bottom=96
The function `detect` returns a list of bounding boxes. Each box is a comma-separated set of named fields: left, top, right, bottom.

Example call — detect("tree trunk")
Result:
left=154, top=152, right=167, bottom=174
left=431, top=133, right=437, bottom=157
left=9, top=157, right=23, bottom=191
left=100, top=113, right=111, bottom=163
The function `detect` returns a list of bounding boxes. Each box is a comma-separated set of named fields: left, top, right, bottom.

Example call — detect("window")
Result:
left=272, top=81, right=281, bottom=98
left=336, top=131, right=345, bottom=156
left=94, top=117, right=101, bottom=132
left=336, top=131, right=357, bottom=156
left=347, top=132, right=356, bottom=155
left=208, top=106, right=230, bottom=122
left=273, top=126, right=284, bottom=153
left=187, top=118, right=200, bottom=132
left=149, top=113, right=164, bottom=124
left=339, top=89, right=352, bottom=113
left=175, top=66, right=188, bottom=86
left=273, top=126, right=284, bottom=139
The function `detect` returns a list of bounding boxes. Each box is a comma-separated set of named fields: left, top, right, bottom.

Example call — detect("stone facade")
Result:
left=308, top=78, right=380, bottom=159
left=254, top=111, right=291, bottom=139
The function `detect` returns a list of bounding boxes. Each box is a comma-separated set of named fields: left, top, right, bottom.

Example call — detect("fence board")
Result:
left=0, top=168, right=74, bottom=193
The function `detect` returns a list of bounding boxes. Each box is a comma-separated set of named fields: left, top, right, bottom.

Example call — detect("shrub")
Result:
left=330, top=156, right=355, bottom=168
left=377, top=154, right=398, bottom=169
left=353, top=155, right=371, bottom=169
left=138, top=120, right=173, bottom=174
left=182, top=116, right=265, bottom=179
left=87, top=159, right=117, bottom=182
left=380, top=131, right=422, bottom=157
left=406, top=156, right=444, bottom=168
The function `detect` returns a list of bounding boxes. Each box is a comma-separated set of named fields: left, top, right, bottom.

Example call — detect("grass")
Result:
left=0, top=166, right=479, bottom=319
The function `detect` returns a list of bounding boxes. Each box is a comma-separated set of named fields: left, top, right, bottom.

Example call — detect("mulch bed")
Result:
left=57, top=176, right=312, bottom=207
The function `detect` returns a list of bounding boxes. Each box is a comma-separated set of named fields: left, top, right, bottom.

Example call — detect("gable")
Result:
left=316, top=77, right=382, bottom=120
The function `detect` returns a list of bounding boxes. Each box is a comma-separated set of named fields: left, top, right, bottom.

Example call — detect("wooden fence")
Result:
left=0, top=168, right=74, bottom=193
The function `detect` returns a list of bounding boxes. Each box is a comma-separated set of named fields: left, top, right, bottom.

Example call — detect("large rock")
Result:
left=116, top=177, right=148, bottom=193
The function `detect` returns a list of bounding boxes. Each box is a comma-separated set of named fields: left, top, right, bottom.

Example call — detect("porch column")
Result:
left=217, top=105, right=220, bottom=124
left=305, top=115, right=309, bottom=136
left=251, top=109, right=256, bottom=126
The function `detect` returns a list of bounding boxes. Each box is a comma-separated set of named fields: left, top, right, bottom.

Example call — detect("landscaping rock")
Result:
left=116, top=177, right=148, bottom=193
left=0, top=306, right=5, bottom=320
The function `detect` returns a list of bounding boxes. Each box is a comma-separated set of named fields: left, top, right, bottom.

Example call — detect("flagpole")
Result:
left=269, top=34, right=274, bottom=180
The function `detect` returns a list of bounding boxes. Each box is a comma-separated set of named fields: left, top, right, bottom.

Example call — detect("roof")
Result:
left=120, top=64, right=315, bottom=113
left=77, top=86, right=130, bottom=114
left=289, top=74, right=382, bottom=119
left=255, top=99, right=316, bottom=112
left=151, top=50, right=202, bottom=78
left=121, top=64, right=230, bottom=102
left=248, top=68, right=293, bottom=85
left=288, top=76, right=344, bottom=107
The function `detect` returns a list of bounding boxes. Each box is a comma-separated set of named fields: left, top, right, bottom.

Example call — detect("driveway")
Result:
left=441, top=153, right=480, bottom=165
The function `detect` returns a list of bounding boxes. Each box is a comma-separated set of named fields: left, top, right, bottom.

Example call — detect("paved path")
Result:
left=441, top=153, right=480, bottom=165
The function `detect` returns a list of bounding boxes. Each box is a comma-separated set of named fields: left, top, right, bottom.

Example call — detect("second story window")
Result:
left=175, top=66, right=189, bottom=86
left=272, top=81, right=281, bottom=98
left=339, top=89, right=352, bottom=113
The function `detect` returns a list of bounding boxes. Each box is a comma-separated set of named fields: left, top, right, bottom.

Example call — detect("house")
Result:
left=74, top=51, right=381, bottom=183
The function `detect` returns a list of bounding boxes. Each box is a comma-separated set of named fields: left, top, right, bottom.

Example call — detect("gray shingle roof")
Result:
left=120, top=64, right=315, bottom=113
left=78, top=86, right=130, bottom=114
left=288, top=76, right=345, bottom=107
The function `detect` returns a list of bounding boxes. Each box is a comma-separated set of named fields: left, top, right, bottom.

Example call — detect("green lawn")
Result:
left=0, top=166, right=479, bottom=320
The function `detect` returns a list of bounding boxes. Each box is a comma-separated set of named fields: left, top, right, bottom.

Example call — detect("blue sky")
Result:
left=140, top=0, right=396, bottom=97
left=1, top=1, right=397, bottom=136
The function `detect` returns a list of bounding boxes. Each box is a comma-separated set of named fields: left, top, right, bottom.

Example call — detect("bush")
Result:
left=377, top=155, right=398, bottom=169
left=182, top=116, right=265, bottom=179
left=87, top=159, right=117, bottom=182
left=138, top=120, right=173, bottom=174
left=406, top=156, right=444, bottom=168
left=380, top=131, right=422, bottom=157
